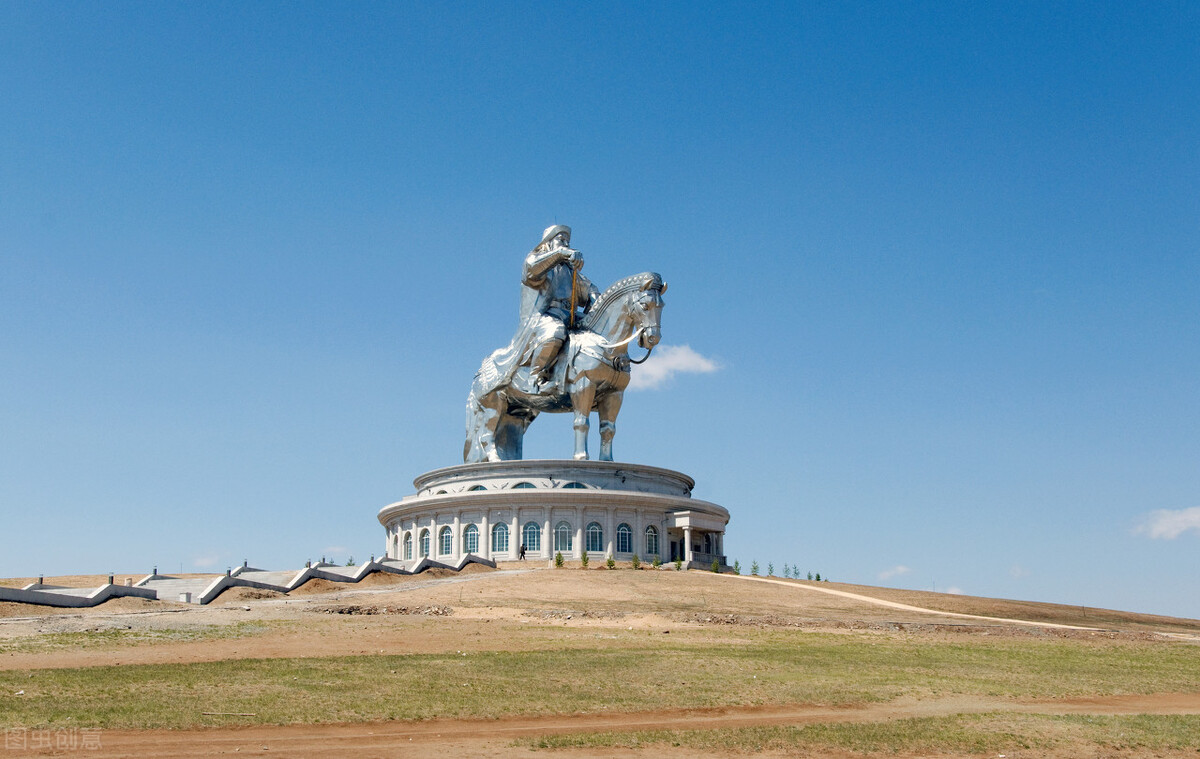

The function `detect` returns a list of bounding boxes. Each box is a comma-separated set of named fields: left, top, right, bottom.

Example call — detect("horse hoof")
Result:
left=573, top=453, right=589, bottom=461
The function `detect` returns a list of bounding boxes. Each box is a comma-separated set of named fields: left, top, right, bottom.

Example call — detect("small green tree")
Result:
left=346, top=556, right=355, bottom=566
left=674, top=557, right=683, bottom=571
left=631, top=554, right=640, bottom=570
left=606, top=556, right=616, bottom=569
left=807, top=571, right=813, bottom=581
left=767, top=562, right=774, bottom=576
left=555, top=551, right=564, bottom=568
left=751, top=560, right=759, bottom=576
left=581, top=550, right=589, bottom=568
left=733, top=559, right=741, bottom=574
left=782, top=563, right=790, bottom=578
left=711, top=559, right=720, bottom=573
left=815, top=572, right=821, bottom=581
left=652, top=555, right=662, bottom=568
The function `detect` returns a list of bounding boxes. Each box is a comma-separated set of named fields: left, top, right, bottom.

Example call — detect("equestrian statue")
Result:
left=465, top=225, right=665, bottom=463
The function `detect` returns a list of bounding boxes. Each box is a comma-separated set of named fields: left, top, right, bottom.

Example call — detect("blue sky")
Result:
left=2, top=2, right=1197, bottom=617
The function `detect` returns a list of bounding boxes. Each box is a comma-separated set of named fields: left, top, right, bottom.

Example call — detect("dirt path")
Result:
left=10, top=692, right=1198, bottom=758
left=711, top=574, right=1102, bottom=630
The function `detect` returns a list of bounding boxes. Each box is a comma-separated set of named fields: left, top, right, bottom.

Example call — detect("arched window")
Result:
left=554, top=521, right=573, bottom=551
left=586, top=522, right=604, bottom=552
left=434, top=490, right=447, bottom=495
left=403, top=532, right=413, bottom=560
left=562, top=482, right=587, bottom=489
left=419, top=529, right=430, bottom=558
left=522, top=521, right=542, bottom=552
left=616, top=523, right=632, bottom=553
left=513, top=482, right=536, bottom=489
left=703, top=533, right=713, bottom=555
left=644, top=525, right=659, bottom=557
left=439, top=526, right=453, bottom=555
left=468, top=485, right=486, bottom=491
left=463, top=524, right=479, bottom=554
left=492, top=522, right=509, bottom=553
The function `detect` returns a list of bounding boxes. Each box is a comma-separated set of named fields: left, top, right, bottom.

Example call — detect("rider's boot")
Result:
left=528, top=339, right=562, bottom=394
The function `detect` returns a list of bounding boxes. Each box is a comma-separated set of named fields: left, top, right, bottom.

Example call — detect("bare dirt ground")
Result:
left=9, top=693, right=1197, bottom=759
left=2, top=567, right=1198, bottom=757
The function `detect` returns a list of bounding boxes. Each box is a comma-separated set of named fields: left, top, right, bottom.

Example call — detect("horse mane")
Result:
left=581, top=271, right=663, bottom=331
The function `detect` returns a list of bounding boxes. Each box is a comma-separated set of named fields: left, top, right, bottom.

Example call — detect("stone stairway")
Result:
left=4, top=553, right=497, bottom=608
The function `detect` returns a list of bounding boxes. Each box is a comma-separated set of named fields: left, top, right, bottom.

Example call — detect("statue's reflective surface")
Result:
left=466, top=225, right=665, bottom=463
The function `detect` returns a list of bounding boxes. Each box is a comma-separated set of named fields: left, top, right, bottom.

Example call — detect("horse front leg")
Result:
left=596, top=390, right=624, bottom=462
left=569, top=380, right=596, bottom=461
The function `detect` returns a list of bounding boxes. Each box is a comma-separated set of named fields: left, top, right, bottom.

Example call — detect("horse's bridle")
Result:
left=595, top=326, right=655, bottom=367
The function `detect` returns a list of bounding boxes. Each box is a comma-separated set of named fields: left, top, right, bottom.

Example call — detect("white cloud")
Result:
left=944, top=586, right=965, bottom=595
left=1009, top=564, right=1031, bottom=579
left=1136, top=507, right=1200, bottom=540
left=627, top=344, right=719, bottom=391
left=877, top=565, right=911, bottom=581
left=193, top=555, right=220, bottom=568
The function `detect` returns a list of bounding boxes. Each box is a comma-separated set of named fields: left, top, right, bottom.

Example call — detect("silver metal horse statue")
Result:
left=465, top=272, right=666, bottom=463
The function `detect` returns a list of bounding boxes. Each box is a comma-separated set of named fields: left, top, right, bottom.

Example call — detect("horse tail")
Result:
left=464, top=375, right=489, bottom=463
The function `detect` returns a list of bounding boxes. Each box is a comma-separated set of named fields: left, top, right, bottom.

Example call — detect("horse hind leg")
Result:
left=495, top=409, right=534, bottom=461
left=467, top=390, right=506, bottom=463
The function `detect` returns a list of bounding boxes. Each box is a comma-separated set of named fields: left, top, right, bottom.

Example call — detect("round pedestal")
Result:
left=378, top=460, right=728, bottom=568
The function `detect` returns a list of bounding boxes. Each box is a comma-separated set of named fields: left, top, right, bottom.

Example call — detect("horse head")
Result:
left=634, top=274, right=666, bottom=351
left=582, top=272, right=667, bottom=354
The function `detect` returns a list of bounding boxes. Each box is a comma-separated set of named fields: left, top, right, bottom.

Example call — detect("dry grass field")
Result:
left=1, top=565, right=1198, bottom=757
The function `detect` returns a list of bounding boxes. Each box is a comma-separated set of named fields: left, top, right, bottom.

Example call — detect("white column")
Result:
left=543, top=513, right=552, bottom=560
left=512, top=508, right=520, bottom=560
left=633, top=510, right=642, bottom=559
left=481, top=511, right=490, bottom=560
left=605, top=508, right=615, bottom=558
left=684, top=526, right=694, bottom=565
left=452, top=514, right=461, bottom=560
left=575, top=507, right=584, bottom=559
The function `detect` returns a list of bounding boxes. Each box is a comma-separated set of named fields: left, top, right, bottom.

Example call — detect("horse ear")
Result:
left=659, top=282, right=667, bottom=295
left=640, top=278, right=653, bottom=291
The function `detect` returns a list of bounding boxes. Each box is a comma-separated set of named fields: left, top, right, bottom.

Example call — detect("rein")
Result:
left=587, top=327, right=656, bottom=368
left=629, top=344, right=655, bottom=364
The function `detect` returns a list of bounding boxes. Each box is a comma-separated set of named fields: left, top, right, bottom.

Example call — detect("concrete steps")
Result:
left=5, top=555, right=498, bottom=608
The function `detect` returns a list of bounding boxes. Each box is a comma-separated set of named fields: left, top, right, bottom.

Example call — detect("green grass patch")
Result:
left=522, top=713, right=1200, bottom=754
left=0, top=622, right=274, bottom=655
left=2, top=634, right=1198, bottom=730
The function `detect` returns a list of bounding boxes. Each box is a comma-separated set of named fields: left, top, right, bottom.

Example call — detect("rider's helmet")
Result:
left=538, top=225, right=571, bottom=249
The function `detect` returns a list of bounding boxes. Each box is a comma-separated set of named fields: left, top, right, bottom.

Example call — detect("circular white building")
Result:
left=378, top=460, right=729, bottom=567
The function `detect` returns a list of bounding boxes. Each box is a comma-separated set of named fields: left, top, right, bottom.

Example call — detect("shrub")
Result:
left=733, top=560, right=741, bottom=575
left=630, top=554, right=640, bottom=570
left=652, top=555, right=662, bottom=568
left=606, top=556, right=616, bottom=570
left=711, top=559, right=720, bottom=573
left=674, top=558, right=683, bottom=571
left=750, top=561, right=759, bottom=576
left=581, top=550, right=589, bottom=569
left=815, top=572, right=821, bottom=581
left=555, top=552, right=564, bottom=568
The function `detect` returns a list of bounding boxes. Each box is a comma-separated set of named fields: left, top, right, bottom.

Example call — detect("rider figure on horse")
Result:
left=519, top=225, right=599, bottom=394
